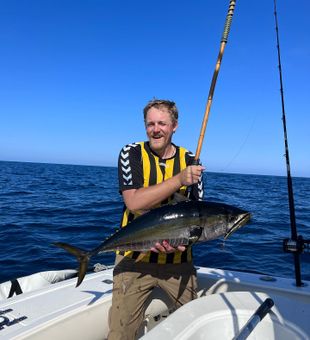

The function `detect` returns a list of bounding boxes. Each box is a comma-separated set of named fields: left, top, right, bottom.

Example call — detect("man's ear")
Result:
left=172, top=121, right=178, bottom=132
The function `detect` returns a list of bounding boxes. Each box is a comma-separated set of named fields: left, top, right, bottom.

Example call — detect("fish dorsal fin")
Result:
left=170, top=192, right=191, bottom=205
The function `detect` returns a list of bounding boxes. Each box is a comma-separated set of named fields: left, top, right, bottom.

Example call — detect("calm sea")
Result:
left=0, top=161, right=309, bottom=284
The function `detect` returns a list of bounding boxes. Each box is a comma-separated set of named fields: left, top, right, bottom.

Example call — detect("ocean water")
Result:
left=0, top=161, right=309, bottom=284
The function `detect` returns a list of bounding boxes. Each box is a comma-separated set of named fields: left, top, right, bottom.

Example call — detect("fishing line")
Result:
left=220, top=113, right=257, bottom=172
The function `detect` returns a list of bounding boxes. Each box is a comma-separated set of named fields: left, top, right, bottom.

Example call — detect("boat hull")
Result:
left=0, top=267, right=309, bottom=339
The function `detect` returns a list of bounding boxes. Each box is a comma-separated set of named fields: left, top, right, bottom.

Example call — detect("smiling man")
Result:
left=108, top=99, right=204, bottom=340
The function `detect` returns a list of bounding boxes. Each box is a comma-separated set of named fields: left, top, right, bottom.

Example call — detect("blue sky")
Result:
left=1, top=0, right=309, bottom=177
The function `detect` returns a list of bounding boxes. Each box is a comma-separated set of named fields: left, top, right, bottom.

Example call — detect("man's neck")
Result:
left=149, top=143, right=176, bottom=159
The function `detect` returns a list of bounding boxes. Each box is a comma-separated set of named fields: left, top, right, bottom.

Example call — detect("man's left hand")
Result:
left=150, top=240, right=186, bottom=253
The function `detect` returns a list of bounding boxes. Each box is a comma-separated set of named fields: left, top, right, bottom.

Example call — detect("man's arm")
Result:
left=122, top=165, right=204, bottom=212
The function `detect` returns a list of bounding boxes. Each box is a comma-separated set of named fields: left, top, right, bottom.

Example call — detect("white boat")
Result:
left=0, top=270, right=77, bottom=301
left=1, top=2, right=309, bottom=339
left=0, top=264, right=309, bottom=339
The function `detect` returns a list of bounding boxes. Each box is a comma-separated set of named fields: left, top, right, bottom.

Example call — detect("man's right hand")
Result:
left=179, top=165, right=204, bottom=186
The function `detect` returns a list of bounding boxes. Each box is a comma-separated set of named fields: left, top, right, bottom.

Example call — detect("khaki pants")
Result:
left=108, top=255, right=197, bottom=340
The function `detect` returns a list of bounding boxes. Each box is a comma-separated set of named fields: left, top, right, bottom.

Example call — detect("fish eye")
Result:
left=228, top=215, right=235, bottom=223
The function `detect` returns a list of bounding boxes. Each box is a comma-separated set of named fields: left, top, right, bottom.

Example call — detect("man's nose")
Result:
left=153, top=123, right=160, bottom=132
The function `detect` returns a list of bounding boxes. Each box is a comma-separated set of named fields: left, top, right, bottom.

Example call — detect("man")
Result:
left=108, top=99, right=204, bottom=340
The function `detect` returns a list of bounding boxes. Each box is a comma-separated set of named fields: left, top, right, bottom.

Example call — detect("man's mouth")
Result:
left=152, top=135, right=163, bottom=140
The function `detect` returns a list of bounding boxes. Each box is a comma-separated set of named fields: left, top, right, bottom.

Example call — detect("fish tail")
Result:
left=53, top=242, right=90, bottom=287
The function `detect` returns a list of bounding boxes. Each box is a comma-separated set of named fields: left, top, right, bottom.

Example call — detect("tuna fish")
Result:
left=54, top=199, right=251, bottom=287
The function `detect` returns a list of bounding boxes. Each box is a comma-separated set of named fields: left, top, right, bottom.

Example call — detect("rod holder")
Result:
left=283, top=235, right=310, bottom=254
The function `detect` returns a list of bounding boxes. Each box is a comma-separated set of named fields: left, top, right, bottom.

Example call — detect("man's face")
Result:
left=145, top=107, right=178, bottom=155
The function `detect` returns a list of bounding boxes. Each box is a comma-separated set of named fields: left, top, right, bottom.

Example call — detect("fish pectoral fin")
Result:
left=169, top=192, right=191, bottom=205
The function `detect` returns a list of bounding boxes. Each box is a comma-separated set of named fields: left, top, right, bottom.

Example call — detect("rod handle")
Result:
left=233, top=298, right=274, bottom=340
left=186, top=158, right=200, bottom=198
left=255, top=298, right=274, bottom=320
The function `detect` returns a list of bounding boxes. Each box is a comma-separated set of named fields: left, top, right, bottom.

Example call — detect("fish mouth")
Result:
left=224, top=212, right=251, bottom=239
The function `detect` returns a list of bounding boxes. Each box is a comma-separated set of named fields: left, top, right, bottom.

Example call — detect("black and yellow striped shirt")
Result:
left=118, top=141, right=203, bottom=264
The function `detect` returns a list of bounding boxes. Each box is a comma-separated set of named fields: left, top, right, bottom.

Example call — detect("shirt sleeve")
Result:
left=118, top=143, right=143, bottom=193
left=185, top=151, right=204, bottom=201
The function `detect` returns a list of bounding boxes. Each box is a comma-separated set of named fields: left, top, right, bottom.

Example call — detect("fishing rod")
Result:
left=194, top=0, right=236, bottom=162
left=273, top=0, right=308, bottom=287
left=233, top=298, right=274, bottom=340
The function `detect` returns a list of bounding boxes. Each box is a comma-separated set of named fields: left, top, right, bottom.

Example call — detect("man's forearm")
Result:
left=122, top=165, right=204, bottom=212
left=123, top=173, right=182, bottom=211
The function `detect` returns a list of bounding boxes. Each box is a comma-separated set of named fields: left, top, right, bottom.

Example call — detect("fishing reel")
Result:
left=283, top=235, right=310, bottom=254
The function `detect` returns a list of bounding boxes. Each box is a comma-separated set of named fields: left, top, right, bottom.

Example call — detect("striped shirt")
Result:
left=117, top=141, right=203, bottom=264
